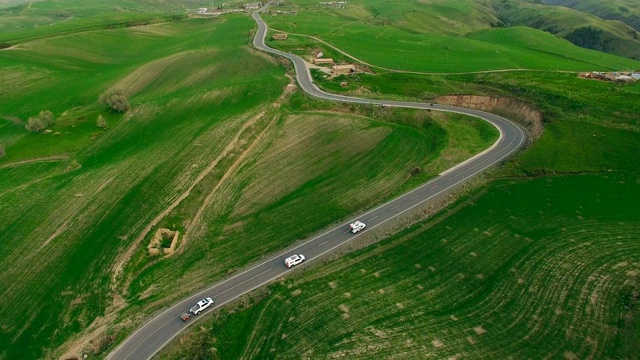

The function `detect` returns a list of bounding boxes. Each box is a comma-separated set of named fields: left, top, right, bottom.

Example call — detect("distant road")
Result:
left=107, top=7, right=528, bottom=360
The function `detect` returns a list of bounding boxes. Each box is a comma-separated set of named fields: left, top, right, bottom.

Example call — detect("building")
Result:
left=272, top=33, right=288, bottom=40
left=246, top=2, right=261, bottom=10
left=197, top=8, right=208, bottom=14
left=331, top=64, right=355, bottom=76
left=313, top=58, right=334, bottom=65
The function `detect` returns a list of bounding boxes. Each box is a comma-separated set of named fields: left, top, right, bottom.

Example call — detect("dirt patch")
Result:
left=339, top=304, right=350, bottom=319
left=343, top=292, right=351, bottom=298
left=328, top=281, right=337, bottom=289
left=473, top=326, right=487, bottom=335
left=436, top=95, right=543, bottom=140
left=396, top=303, right=404, bottom=309
left=147, top=228, right=179, bottom=255
left=563, top=351, right=579, bottom=360
left=368, top=326, right=387, bottom=338
left=432, top=339, right=444, bottom=348
left=291, top=289, right=302, bottom=297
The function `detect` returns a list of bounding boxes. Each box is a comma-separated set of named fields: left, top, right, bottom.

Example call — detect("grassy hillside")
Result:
left=158, top=2, right=640, bottom=358
left=0, top=5, right=500, bottom=358
left=264, top=0, right=640, bottom=72
left=160, top=173, right=640, bottom=359
left=0, top=14, right=288, bottom=359
left=0, top=0, right=201, bottom=44
left=492, top=0, right=640, bottom=60
left=543, top=0, right=640, bottom=32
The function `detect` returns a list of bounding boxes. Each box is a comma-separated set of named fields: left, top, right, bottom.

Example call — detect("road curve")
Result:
left=107, top=8, right=528, bottom=360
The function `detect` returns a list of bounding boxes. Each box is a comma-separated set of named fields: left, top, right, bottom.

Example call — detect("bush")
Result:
left=96, top=115, right=107, bottom=128
left=25, top=110, right=55, bottom=132
left=99, top=89, right=130, bottom=112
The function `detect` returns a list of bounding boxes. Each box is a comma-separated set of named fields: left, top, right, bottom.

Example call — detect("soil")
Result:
left=435, top=95, right=543, bottom=141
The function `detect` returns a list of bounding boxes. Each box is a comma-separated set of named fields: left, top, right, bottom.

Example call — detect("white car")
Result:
left=285, top=254, right=305, bottom=268
left=190, top=297, right=214, bottom=315
left=349, top=221, right=366, bottom=233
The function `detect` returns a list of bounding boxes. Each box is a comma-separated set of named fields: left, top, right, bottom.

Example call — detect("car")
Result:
left=285, top=254, right=305, bottom=268
left=189, top=297, right=214, bottom=315
left=349, top=221, right=366, bottom=233
left=180, top=312, right=191, bottom=321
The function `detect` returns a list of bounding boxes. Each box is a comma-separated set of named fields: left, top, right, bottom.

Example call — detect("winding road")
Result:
left=107, top=7, right=528, bottom=360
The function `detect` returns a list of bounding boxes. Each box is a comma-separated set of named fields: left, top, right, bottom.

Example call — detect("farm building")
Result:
left=314, top=58, right=334, bottom=65
left=272, top=33, right=288, bottom=40
left=245, top=2, right=261, bottom=10
left=331, top=64, right=355, bottom=76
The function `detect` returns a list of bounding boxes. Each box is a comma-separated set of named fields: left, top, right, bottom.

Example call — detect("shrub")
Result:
left=96, top=115, right=107, bottom=128
left=25, top=110, right=55, bottom=132
left=99, top=89, right=130, bottom=113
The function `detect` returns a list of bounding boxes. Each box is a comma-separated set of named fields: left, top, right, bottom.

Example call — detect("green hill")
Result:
left=492, top=0, right=640, bottom=60
left=265, top=0, right=640, bottom=72
left=543, top=0, right=640, bottom=31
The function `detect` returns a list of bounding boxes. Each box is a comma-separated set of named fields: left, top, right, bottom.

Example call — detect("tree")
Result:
left=96, top=115, right=107, bottom=128
left=25, top=110, right=55, bottom=132
left=99, top=89, right=130, bottom=112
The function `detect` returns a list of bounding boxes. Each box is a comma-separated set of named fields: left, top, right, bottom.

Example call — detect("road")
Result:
left=107, top=7, right=528, bottom=360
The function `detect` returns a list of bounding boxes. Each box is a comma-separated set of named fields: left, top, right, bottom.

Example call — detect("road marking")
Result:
left=318, top=240, right=329, bottom=247
left=390, top=205, right=399, bottom=210
left=215, top=268, right=272, bottom=297
left=411, top=195, right=420, bottom=200
left=369, top=215, right=378, bottom=220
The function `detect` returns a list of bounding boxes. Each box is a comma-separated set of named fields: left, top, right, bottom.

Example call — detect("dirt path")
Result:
left=182, top=111, right=276, bottom=248
left=272, top=28, right=578, bottom=75
left=0, top=154, right=68, bottom=169
left=109, top=108, right=267, bottom=293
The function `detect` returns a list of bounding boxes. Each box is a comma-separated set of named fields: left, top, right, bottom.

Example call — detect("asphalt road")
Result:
left=107, top=8, right=528, bottom=360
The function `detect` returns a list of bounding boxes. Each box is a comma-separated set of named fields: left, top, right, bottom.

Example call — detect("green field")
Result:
left=264, top=0, right=640, bottom=72
left=0, top=5, right=501, bottom=358
left=491, top=0, right=640, bottom=60
left=160, top=173, right=640, bottom=359
left=544, top=0, right=640, bottom=31
left=155, top=1, right=640, bottom=359
left=2, top=0, right=640, bottom=359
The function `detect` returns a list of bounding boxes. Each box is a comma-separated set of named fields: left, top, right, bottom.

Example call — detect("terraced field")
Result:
left=159, top=173, right=640, bottom=360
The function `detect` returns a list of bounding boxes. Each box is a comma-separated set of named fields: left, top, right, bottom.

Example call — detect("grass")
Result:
left=308, top=69, right=640, bottom=175
left=0, top=14, right=290, bottom=359
left=491, top=0, right=640, bottom=60
left=121, top=107, right=495, bottom=315
left=155, top=2, right=640, bottom=359
left=2, top=0, right=639, bottom=359
left=0, top=0, right=201, bottom=43
left=263, top=0, right=640, bottom=72
left=159, top=172, right=640, bottom=359
left=0, top=6, right=499, bottom=359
